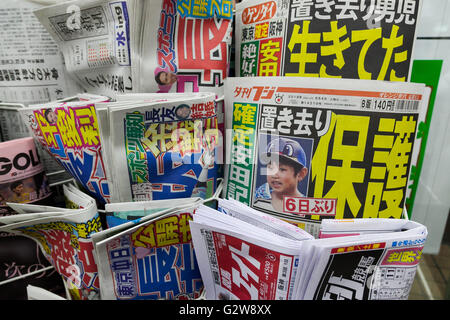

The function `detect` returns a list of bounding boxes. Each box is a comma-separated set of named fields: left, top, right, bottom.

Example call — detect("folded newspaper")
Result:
left=234, top=0, right=421, bottom=81
left=0, top=183, right=102, bottom=300
left=0, top=0, right=80, bottom=105
left=137, top=0, right=233, bottom=97
left=92, top=200, right=204, bottom=300
left=34, top=0, right=142, bottom=98
left=18, top=93, right=111, bottom=204
left=190, top=199, right=427, bottom=300
left=104, top=196, right=202, bottom=228
left=96, top=92, right=221, bottom=203
left=224, top=76, right=430, bottom=237
left=33, top=0, right=233, bottom=99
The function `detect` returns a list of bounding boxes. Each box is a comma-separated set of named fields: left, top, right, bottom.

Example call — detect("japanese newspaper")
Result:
left=99, top=92, right=221, bottom=203
left=0, top=184, right=102, bottom=300
left=93, top=203, right=203, bottom=300
left=224, top=76, right=430, bottom=236
left=18, top=94, right=111, bottom=204
left=189, top=200, right=427, bottom=300
left=115, top=93, right=226, bottom=151
left=190, top=202, right=313, bottom=300
left=0, top=0, right=79, bottom=105
left=235, top=0, right=421, bottom=81
left=301, top=218, right=427, bottom=300
left=0, top=135, right=63, bottom=299
left=138, top=0, right=233, bottom=97
left=34, top=0, right=142, bottom=98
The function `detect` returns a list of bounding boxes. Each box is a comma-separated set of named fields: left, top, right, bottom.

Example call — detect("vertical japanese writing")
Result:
left=158, top=0, right=178, bottom=73
left=125, top=112, right=150, bottom=201
left=227, top=103, right=258, bottom=205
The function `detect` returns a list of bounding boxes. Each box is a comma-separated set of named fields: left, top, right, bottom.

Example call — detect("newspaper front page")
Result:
left=104, top=196, right=201, bottom=228
left=303, top=220, right=427, bottom=300
left=138, top=0, right=233, bottom=97
left=34, top=0, right=141, bottom=98
left=105, top=93, right=221, bottom=203
left=234, top=0, right=421, bottom=81
left=94, top=204, right=203, bottom=300
left=224, top=76, right=430, bottom=236
left=0, top=103, right=74, bottom=184
left=18, top=94, right=111, bottom=204
left=0, top=184, right=102, bottom=300
left=190, top=204, right=312, bottom=300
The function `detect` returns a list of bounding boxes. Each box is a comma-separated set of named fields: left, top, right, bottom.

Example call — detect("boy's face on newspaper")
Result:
left=266, top=161, right=300, bottom=195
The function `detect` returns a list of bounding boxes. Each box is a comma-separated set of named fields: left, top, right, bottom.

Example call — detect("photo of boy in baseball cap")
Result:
left=254, top=136, right=311, bottom=212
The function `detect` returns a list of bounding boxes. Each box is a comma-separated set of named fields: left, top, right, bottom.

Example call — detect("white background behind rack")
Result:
left=411, top=0, right=450, bottom=254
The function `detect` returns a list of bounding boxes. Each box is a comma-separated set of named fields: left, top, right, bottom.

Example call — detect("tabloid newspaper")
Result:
left=0, top=183, right=102, bottom=300
left=234, top=0, right=421, bottom=81
left=33, top=0, right=233, bottom=99
left=137, top=0, right=233, bottom=97
left=223, top=76, right=430, bottom=237
left=34, top=0, right=141, bottom=99
left=18, top=94, right=112, bottom=204
left=92, top=201, right=204, bottom=300
left=97, top=92, right=221, bottom=203
left=189, top=198, right=427, bottom=300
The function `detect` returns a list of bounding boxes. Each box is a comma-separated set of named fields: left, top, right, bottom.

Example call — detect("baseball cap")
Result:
left=263, top=137, right=306, bottom=168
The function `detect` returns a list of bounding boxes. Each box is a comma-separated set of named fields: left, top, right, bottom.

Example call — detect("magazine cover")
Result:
left=224, top=76, right=430, bottom=236
left=235, top=0, right=422, bottom=81
left=0, top=137, right=64, bottom=300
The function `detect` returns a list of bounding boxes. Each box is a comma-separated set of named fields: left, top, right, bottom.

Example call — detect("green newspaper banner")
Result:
left=226, top=102, right=259, bottom=205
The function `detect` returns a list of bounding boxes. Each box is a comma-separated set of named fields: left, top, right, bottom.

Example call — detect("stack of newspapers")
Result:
left=17, top=92, right=222, bottom=206
left=191, top=199, right=428, bottom=300
left=33, top=0, right=233, bottom=99
left=0, top=183, right=102, bottom=300
left=0, top=0, right=433, bottom=301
